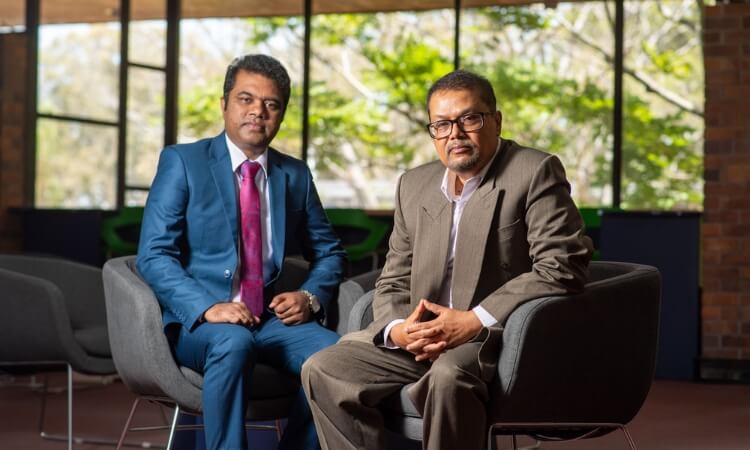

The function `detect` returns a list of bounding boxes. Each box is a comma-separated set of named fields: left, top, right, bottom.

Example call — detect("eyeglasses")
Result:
left=426, top=112, right=493, bottom=139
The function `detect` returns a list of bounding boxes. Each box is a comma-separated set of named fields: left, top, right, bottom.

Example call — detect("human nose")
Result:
left=246, top=100, right=267, bottom=118
left=447, top=119, right=464, bottom=139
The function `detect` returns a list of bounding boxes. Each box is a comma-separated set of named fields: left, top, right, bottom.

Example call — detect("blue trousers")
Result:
left=171, top=316, right=339, bottom=450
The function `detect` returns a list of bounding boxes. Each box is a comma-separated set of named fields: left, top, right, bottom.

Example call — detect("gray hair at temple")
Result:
left=426, top=69, right=497, bottom=117
left=222, top=54, right=291, bottom=111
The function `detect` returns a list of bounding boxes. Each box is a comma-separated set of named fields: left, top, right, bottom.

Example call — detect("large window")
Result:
left=36, top=0, right=120, bottom=208
left=178, top=12, right=304, bottom=159
left=461, top=2, right=614, bottom=207
left=29, top=1, right=705, bottom=212
left=309, top=8, right=454, bottom=207
left=621, top=0, right=703, bottom=210
left=125, top=0, right=167, bottom=206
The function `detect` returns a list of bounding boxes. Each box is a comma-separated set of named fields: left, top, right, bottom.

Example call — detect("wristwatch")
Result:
left=300, top=290, right=321, bottom=315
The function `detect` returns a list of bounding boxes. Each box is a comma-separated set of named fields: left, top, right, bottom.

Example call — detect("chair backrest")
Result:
left=493, top=261, right=661, bottom=425
left=0, top=254, right=105, bottom=331
left=103, top=255, right=204, bottom=410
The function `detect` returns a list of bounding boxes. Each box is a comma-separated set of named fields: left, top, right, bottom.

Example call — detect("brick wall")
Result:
left=703, top=2, right=750, bottom=362
left=0, top=32, right=26, bottom=252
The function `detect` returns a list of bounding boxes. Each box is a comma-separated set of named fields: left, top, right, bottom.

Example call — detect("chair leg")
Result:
left=37, top=367, right=162, bottom=449
left=38, top=365, right=73, bottom=450
left=165, top=405, right=181, bottom=450
left=274, top=418, right=283, bottom=441
left=618, top=424, right=638, bottom=450
left=116, top=398, right=141, bottom=450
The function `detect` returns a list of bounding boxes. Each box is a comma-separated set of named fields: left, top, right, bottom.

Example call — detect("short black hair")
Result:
left=223, top=54, right=291, bottom=111
left=426, top=69, right=497, bottom=116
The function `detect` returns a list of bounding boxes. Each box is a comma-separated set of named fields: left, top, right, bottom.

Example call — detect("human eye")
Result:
left=237, top=95, right=252, bottom=104
left=264, top=99, right=281, bottom=111
left=461, top=113, right=482, bottom=125
left=434, top=120, right=452, bottom=133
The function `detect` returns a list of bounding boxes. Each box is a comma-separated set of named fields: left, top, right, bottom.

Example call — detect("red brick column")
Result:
left=0, top=32, right=27, bottom=252
left=703, top=2, right=750, bottom=362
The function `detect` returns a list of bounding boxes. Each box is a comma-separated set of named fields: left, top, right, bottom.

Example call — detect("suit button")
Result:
left=224, top=269, right=232, bottom=278
left=501, top=262, right=510, bottom=270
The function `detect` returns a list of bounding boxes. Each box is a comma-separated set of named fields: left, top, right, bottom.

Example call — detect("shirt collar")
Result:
left=225, top=133, right=268, bottom=177
left=440, top=138, right=502, bottom=201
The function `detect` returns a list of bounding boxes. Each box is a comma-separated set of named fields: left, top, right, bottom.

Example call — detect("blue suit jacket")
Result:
left=136, top=133, right=346, bottom=330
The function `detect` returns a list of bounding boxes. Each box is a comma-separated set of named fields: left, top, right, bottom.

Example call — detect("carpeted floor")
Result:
left=1, top=371, right=749, bottom=449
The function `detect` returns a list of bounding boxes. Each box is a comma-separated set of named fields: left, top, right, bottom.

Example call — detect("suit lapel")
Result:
left=208, top=133, right=239, bottom=248
left=414, top=174, right=452, bottom=302
left=451, top=153, right=503, bottom=311
left=267, top=148, right=286, bottom=274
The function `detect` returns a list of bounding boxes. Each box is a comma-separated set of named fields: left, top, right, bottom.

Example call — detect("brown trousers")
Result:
left=301, top=337, right=498, bottom=450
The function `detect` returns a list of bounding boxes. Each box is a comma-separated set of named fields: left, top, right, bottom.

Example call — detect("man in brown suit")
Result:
left=301, top=69, right=593, bottom=450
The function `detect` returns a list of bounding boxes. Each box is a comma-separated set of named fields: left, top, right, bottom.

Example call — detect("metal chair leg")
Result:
left=619, top=424, right=637, bottom=450
left=165, top=405, right=181, bottom=450
left=37, top=367, right=162, bottom=448
left=116, top=398, right=141, bottom=450
left=38, top=365, right=72, bottom=450
left=274, top=418, right=283, bottom=441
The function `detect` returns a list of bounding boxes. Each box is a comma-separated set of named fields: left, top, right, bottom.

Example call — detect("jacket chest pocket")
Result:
left=496, top=219, right=527, bottom=272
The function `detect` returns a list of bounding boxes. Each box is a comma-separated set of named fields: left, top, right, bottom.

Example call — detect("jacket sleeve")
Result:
left=368, top=174, right=415, bottom=337
left=477, top=155, right=593, bottom=326
left=297, top=166, right=347, bottom=314
left=136, top=147, right=218, bottom=330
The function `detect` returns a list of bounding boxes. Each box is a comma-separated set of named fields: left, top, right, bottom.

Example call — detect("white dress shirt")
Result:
left=383, top=140, right=502, bottom=347
left=225, top=134, right=275, bottom=303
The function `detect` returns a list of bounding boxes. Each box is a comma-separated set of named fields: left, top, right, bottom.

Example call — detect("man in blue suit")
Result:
left=136, top=54, right=346, bottom=450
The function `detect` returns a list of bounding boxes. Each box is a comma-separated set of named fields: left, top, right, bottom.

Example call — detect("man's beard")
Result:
left=446, top=140, right=480, bottom=172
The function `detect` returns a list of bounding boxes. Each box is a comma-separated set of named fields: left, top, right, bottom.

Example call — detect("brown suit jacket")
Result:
left=348, top=138, right=593, bottom=344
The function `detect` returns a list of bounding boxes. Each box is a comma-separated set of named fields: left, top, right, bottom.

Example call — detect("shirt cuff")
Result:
left=472, top=305, right=498, bottom=327
left=381, top=319, right=406, bottom=349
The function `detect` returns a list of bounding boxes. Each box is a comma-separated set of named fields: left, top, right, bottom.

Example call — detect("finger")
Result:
left=277, top=305, right=299, bottom=320
left=408, top=300, right=427, bottom=321
left=409, top=326, right=442, bottom=340
left=269, top=294, right=286, bottom=309
left=281, top=313, right=302, bottom=325
left=405, top=320, right=440, bottom=334
left=420, top=300, right=444, bottom=314
left=421, top=341, right=447, bottom=354
left=405, top=338, right=434, bottom=353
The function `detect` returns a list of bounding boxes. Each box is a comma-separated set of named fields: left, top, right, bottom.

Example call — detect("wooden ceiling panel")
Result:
left=0, top=0, right=573, bottom=26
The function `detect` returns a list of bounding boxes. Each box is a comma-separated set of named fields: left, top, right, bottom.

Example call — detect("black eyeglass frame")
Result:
left=425, top=111, right=495, bottom=139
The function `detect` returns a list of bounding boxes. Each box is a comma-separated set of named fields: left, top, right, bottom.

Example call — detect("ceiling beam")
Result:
left=1, top=0, right=569, bottom=27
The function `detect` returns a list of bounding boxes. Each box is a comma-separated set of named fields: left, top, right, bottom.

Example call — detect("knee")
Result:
left=206, top=326, right=255, bottom=371
left=301, top=349, right=324, bottom=388
left=309, top=329, right=339, bottom=353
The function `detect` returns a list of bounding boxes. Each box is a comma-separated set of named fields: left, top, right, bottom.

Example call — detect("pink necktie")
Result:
left=239, top=160, right=264, bottom=318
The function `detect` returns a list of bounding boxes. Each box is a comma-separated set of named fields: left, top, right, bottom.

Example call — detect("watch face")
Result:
left=310, top=298, right=321, bottom=314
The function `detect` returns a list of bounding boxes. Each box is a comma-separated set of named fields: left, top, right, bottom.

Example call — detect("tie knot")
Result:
left=241, top=160, right=261, bottom=179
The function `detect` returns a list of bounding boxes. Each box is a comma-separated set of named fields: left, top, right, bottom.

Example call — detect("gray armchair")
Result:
left=346, top=261, right=661, bottom=450
left=0, top=253, right=115, bottom=450
left=102, top=255, right=368, bottom=449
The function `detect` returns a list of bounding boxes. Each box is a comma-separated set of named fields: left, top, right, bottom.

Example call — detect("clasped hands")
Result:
left=390, top=299, right=483, bottom=362
left=202, top=291, right=311, bottom=326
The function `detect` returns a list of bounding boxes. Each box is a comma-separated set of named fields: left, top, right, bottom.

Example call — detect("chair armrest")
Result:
left=328, top=280, right=365, bottom=336
left=492, top=264, right=661, bottom=424
left=347, top=289, right=375, bottom=334
left=349, top=269, right=381, bottom=293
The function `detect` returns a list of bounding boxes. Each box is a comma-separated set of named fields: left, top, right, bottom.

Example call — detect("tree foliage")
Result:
left=179, top=1, right=703, bottom=210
